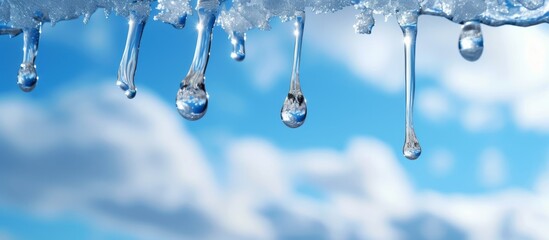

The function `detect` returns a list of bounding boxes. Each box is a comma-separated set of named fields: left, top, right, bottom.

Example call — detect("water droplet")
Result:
left=176, top=80, right=209, bottom=121
left=281, top=92, right=307, bottom=128
left=117, top=12, right=147, bottom=99
left=230, top=31, right=245, bottom=61
left=399, top=12, right=422, bottom=160
left=17, top=26, right=41, bottom=92
left=17, top=63, right=38, bottom=92
left=458, top=21, right=483, bottom=62
left=176, top=7, right=217, bottom=121
left=281, top=11, right=307, bottom=128
left=403, top=129, right=422, bottom=160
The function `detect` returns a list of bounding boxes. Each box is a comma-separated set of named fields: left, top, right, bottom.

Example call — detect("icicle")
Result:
left=280, top=11, right=307, bottom=128
left=398, top=12, right=422, bottom=160
left=116, top=12, right=147, bottom=99
left=0, top=25, right=22, bottom=37
left=230, top=31, right=246, bottom=61
left=458, top=21, right=483, bottom=62
left=176, top=4, right=218, bottom=121
left=17, top=25, right=41, bottom=93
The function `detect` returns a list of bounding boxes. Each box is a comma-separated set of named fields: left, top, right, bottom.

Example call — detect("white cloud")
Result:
left=0, top=84, right=548, bottom=240
left=478, top=148, right=507, bottom=187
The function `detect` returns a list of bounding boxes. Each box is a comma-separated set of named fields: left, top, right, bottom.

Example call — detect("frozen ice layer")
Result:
left=155, top=0, right=192, bottom=29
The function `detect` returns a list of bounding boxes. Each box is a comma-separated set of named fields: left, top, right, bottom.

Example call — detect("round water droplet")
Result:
left=17, top=63, right=38, bottom=92
left=403, top=131, right=421, bottom=160
left=280, top=92, right=307, bottom=128
left=458, top=21, right=483, bottom=62
left=176, top=83, right=209, bottom=121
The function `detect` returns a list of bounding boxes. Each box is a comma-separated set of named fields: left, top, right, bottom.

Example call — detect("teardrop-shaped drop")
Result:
left=176, top=79, right=209, bottom=121
left=281, top=91, right=307, bottom=128
left=176, top=6, right=217, bottom=121
left=17, top=26, right=41, bottom=92
left=458, top=21, right=483, bottom=62
left=403, top=128, right=422, bottom=160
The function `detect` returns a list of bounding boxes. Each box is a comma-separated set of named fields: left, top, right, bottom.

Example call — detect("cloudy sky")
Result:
left=1, top=5, right=549, bottom=240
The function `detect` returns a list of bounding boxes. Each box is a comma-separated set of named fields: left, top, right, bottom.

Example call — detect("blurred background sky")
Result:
left=1, top=5, right=549, bottom=240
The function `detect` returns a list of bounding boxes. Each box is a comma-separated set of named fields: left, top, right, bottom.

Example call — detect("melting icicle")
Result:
left=176, top=5, right=217, bottom=121
left=398, top=12, right=422, bottom=160
left=116, top=12, right=147, bottom=99
left=281, top=11, right=307, bottom=128
left=17, top=25, right=41, bottom=92
left=458, top=21, right=483, bottom=62
left=230, top=31, right=246, bottom=61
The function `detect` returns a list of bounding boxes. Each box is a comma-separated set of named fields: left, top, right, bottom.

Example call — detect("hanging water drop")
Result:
left=458, top=21, right=483, bottom=62
left=281, top=11, right=307, bottom=128
left=17, top=25, right=41, bottom=92
left=176, top=5, right=218, bottom=121
left=230, top=31, right=246, bottom=61
left=116, top=12, right=147, bottom=99
left=398, top=12, right=422, bottom=160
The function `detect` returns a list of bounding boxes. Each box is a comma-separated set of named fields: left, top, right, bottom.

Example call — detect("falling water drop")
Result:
left=176, top=6, right=218, bottom=121
left=281, top=11, right=307, bottom=128
left=17, top=25, right=41, bottom=92
left=230, top=31, right=246, bottom=61
left=398, top=12, right=422, bottom=160
left=116, top=12, right=147, bottom=99
left=458, top=21, right=483, bottom=62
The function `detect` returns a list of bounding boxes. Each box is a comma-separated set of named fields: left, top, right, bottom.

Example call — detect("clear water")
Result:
left=398, top=12, right=422, bottom=160
left=175, top=6, right=217, bottom=121
left=459, top=21, right=484, bottom=62
left=230, top=31, right=246, bottom=61
left=17, top=26, right=41, bottom=92
left=116, top=12, right=148, bottom=99
left=281, top=11, right=307, bottom=129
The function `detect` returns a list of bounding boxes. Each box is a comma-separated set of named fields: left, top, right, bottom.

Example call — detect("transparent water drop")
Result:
left=398, top=12, right=422, bottom=160
left=458, top=21, right=483, bottom=62
left=176, top=80, right=209, bottom=120
left=281, top=11, right=307, bottom=128
left=176, top=6, right=217, bottom=121
left=116, top=12, right=147, bottom=99
left=229, top=31, right=246, bottom=61
left=17, top=26, right=41, bottom=92
left=281, top=91, right=307, bottom=128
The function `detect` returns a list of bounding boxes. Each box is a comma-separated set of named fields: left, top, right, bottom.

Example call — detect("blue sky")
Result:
left=1, top=6, right=549, bottom=240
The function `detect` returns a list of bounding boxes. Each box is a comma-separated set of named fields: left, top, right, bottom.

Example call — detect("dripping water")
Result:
left=281, top=11, right=307, bottom=128
left=176, top=6, right=217, bottom=121
left=230, top=31, right=246, bottom=61
left=398, top=13, right=421, bottom=160
left=17, top=25, right=41, bottom=92
left=116, top=12, right=147, bottom=99
left=458, top=21, right=483, bottom=62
